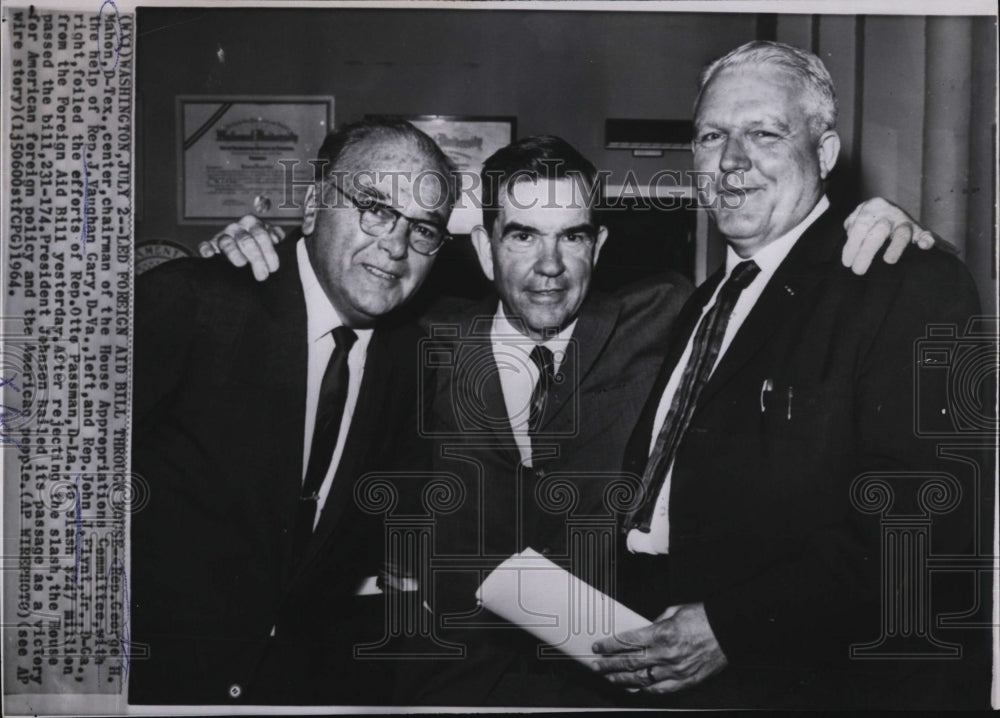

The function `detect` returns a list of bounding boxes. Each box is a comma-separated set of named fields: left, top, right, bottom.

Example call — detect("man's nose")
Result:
left=377, top=223, right=410, bottom=260
left=533, top=237, right=566, bottom=276
left=719, top=136, right=751, bottom=173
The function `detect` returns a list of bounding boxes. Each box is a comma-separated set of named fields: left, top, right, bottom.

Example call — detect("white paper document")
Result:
left=475, top=548, right=652, bottom=663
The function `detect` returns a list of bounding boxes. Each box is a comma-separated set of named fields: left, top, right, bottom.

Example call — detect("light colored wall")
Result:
left=778, top=14, right=996, bottom=311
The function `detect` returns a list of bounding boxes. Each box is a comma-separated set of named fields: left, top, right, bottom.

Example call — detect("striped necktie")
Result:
left=624, top=259, right=760, bottom=532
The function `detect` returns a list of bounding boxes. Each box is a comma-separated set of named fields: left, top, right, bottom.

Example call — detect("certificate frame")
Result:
left=366, top=114, right=517, bottom=234
left=176, top=94, right=334, bottom=225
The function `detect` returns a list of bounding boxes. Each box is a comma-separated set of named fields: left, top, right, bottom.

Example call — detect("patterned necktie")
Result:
left=625, top=260, right=761, bottom=532
left=293, top=325, right=357, bottom=560
left=527, top=344, right=555, bottom=435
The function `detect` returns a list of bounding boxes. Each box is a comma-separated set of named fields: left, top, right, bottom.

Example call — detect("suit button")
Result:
left=228, top=684, right=242, bottom=699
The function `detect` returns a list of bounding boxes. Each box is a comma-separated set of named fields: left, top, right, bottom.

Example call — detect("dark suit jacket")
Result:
left=618, top=207, right=990, bottom=708
left=130, top=238, right=426, bottom=705
left=407, top=273, right=692, bottom=705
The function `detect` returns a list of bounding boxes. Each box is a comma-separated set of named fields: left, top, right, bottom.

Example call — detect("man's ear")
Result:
left=593, top=226, right=610, bottom=266
left=470, top=225, right=495, bottom=282
left=302, top=184, right=319, bottom=236
left=816, top=130, right=841, bottom=180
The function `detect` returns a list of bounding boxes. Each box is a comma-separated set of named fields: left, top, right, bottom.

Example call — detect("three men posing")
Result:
left=132, top=41, right=988, bottom=708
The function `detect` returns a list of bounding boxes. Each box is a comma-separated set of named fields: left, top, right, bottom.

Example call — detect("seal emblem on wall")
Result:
left=135, top=241, right=192, bottom=275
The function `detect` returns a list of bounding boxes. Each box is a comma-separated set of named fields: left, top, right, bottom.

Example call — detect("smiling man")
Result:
left=409, top=134, right=691, bottom=707
left=194, top=134, right=691, bottom=707
left=201, top=128, right=949, bottom=706
left=130, top=120, right=455, bottom=705
left=591, top=41, right=987, bottom=709
left=472, top=172, right=609, bottom=341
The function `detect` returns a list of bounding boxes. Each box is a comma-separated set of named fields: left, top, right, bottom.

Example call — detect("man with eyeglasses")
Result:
left=328, top=180, right=451, bottom=256
left=202, top=132, right=943, bottom=707
left=130, top=120, right=455, bottom=705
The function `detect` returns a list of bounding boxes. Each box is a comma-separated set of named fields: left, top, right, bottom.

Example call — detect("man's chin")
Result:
left=522, top=313, right=572, bottom=340
left=713, top=215, right=767, bottom=241
left=343, top=295, right=406, bottom=326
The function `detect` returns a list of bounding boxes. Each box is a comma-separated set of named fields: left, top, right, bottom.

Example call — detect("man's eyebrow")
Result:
left=414, top=213, right=449, bottom=228
left=560, top=223, right=597, bottom=236
left=695, top=116, right=792, bottom=134
left=500, top=221, right=540, bottom=235
left=500, top=221, right=597, bottom=236
left=746, top=117, right=791, bottom=134
left=354, top=183, right=391, bottom=203
left=353, top=181, right=448, bottom=225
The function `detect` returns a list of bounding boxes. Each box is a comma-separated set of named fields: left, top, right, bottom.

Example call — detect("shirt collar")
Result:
left=297, top=238, right=374, bottom=349
left=492, top=302, right=577, bottom=366
left=725, top=195, right=830, bottom=276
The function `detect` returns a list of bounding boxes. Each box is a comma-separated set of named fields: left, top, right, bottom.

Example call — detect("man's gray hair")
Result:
left=695, top=40, right=838, bottom=136
left=316, top=119, right=458, bottom=211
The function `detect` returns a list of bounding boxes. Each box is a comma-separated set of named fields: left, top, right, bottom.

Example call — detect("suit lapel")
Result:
left=455, top=301, right=522, bottom=448
left=537, top=292, right=621, bottom=432
left=255, top=240, right=311, bottom=590
left=464, top=295, right=623, bottom=443
left=695, top=210, right=844, bottom=410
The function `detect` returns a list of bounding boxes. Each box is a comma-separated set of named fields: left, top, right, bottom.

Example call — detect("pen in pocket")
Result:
left=759, top=378, right=773, bottom=412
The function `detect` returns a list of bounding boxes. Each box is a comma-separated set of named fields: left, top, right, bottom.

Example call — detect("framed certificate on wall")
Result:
left=177, top=95, right=334, bottom=224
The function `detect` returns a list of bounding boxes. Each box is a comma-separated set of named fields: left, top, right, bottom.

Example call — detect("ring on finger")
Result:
left=643, top=666, right=655, bottom=684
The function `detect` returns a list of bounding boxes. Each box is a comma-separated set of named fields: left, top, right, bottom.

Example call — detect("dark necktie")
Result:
left=293, top=325, right=357, bottom=561
left=624, top=259, right=761, bottom=532
left=527, top=344, right=555, bottom=437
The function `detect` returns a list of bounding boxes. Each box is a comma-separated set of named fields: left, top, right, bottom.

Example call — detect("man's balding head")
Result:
left=316, top=119, right=458, bottom=213
left=301, top=120, right=457, bottom=327
left=692, top=42, right=841, bottom=257
left=695, top=41, right=838, bottom=141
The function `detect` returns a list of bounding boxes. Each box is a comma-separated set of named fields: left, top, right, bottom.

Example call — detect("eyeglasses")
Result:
left=326, top=182, right=451, bottom=256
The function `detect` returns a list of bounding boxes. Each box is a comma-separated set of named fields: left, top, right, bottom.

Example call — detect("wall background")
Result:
left=136, top=8, right=997, bottom=309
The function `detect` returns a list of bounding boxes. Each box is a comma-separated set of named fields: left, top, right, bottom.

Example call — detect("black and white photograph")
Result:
left=2, top=1, right=998, bottom=714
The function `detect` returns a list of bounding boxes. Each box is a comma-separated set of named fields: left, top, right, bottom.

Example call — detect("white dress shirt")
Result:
left=297, top=239, right=373, bottom=528
left=628, top=196, right=830, bottom=554
left=491, top=303, right=576, bottom=467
